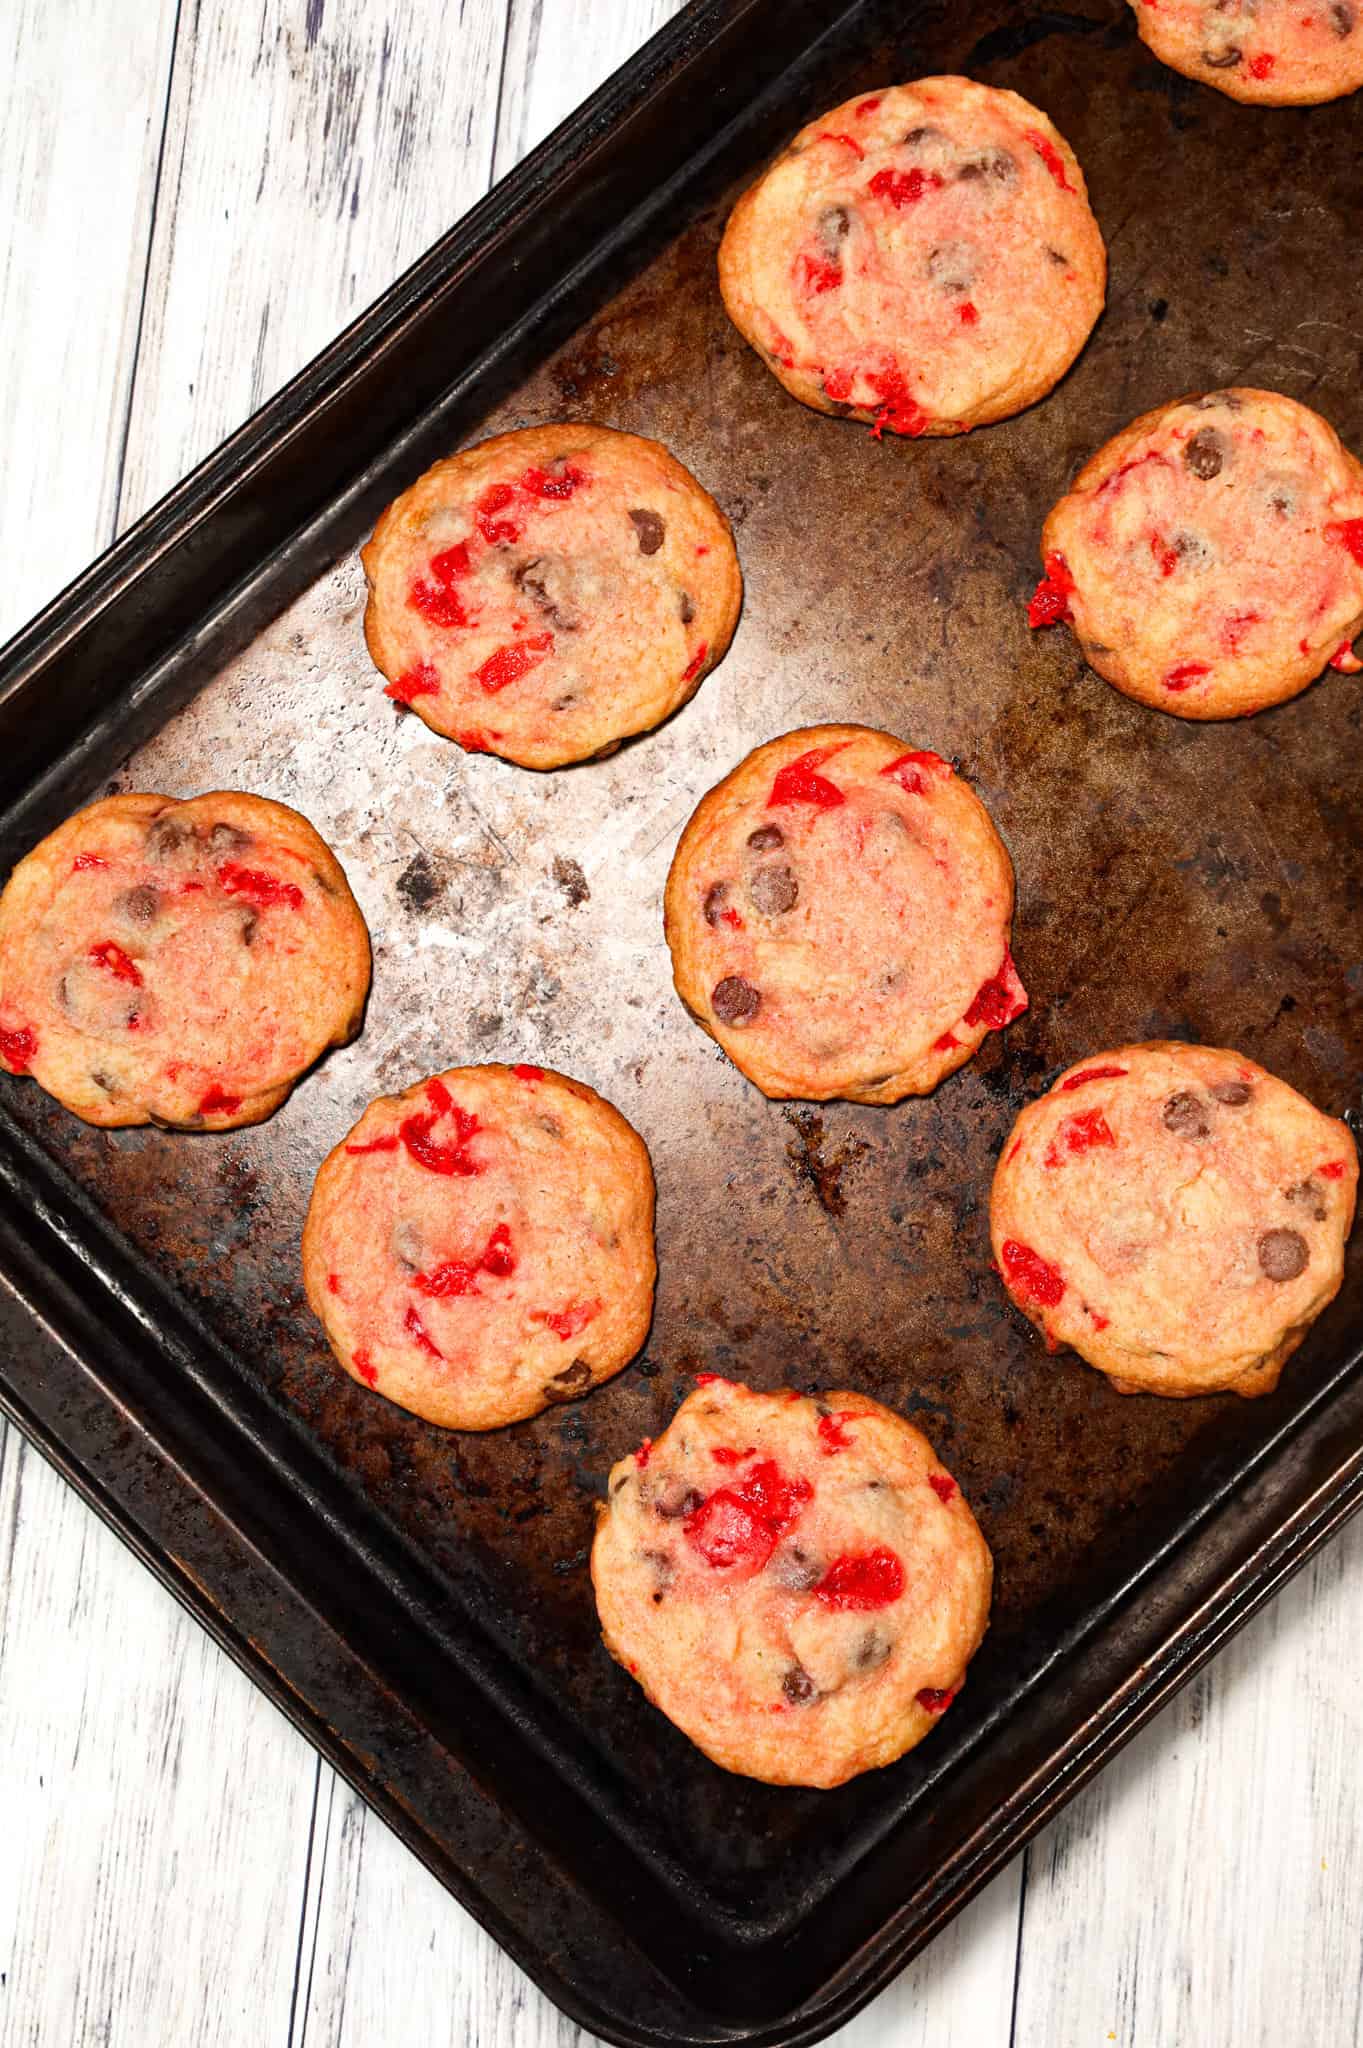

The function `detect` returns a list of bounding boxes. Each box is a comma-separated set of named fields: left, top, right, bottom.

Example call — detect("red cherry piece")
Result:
left=813, top=1545, right=905, bottom=1611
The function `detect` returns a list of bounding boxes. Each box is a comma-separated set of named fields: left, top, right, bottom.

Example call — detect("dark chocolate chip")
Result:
left=926, top=239, right=975, bottom=294
left=642, top=1548, right=675, bottom=1594
left=146, top=816, right=191, bottom=863
left=208, top=822, right=251, bottom=854
left=513, top=557, right=579, bottom=632
left=711, top=975, right=760, bottom=1026
left=235, top=908, right=259, bottom=947
left=115, top=885, right=161, bottom=926
left=746, top=824, right=784, bottom=852
left=767, top=1544, right=821, bottom=1592
left=1045, top=245, right=1070, bottom=267
left=1258, top=1228, right=1308, bottom=1282
left=903, top=123, right=947, bottom=146
left=748, top=863, right=798, bottom=916
left=1184, top=428, right=1225, bottom=481
left=1212, top=1079, right=1253, bottom=1106
left=1333, top=1, right=1354, bottom=32
left=390, top=1219, right=423, bottom=1272
left=90, top=1070, right=120, bottom=1096
left=782, top=1666, right=817, bottom=1705
left=1201, top=42, right=1242, bottom=65
left=957, top=148, right=1015, bottom=185
left=544, top=1358, right=594, bottom=1402
left=628, top=508, right=665, bottom=555
left=703, top=881, right=731, bottom=927
left=1162, top=1091, right=1212, bottom=1140
left=678, top=589, right=695, bottom=625
left=855, top=1629, right=892, bottom=1671
left=651, top=1475, right=703, bottom=1520
left=1286, top=1178, right=1328, bottom=1222
left=818, top=204, right=851, bottom=259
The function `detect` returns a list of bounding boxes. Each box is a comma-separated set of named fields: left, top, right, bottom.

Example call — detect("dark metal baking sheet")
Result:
left=1, top=2, right=1361, bottom=2042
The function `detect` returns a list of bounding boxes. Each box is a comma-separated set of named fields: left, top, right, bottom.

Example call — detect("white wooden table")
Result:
left=1, top=6, right=1361, bottom=2044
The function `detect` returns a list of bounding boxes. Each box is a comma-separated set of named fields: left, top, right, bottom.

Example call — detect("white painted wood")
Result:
left=3, top=2, right=1362, bottom=2046
left=1012, top=1517, right=1363, bottom=2048
left=0, top=0, right=179, bottom=636
left=116, top=0, right=513, bottom=527
left=0, top=1430, right=316, bottom=2048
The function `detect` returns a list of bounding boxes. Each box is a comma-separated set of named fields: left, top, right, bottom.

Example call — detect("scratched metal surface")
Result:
left=5, top=0, right=1362, bottom=1915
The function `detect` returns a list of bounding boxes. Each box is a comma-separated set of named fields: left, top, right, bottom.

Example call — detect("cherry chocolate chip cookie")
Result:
left=361, top=424, right=742, bottom=769
left=1029, top=389, right=1363, bottom=719
left=717, top=75, right=1105, bottom=437
left=592, top=1379, right=993, bottom=1787
left=0, top=791, right=370, bottom=1129
left=664, top=724, right=1026, bottom=1102
left=1131, top=0, right=1363, bottom=105
left=302, top=1064, right=656, bottom=1429
left=991, top=1043, right=1358, bottom=1398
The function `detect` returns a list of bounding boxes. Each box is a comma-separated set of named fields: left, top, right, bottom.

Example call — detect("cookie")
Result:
left=361, top=424, right=742, bottom=769
left=1029, top=389, right=1363, bottom=719
left=302, top=1064, right=655, bottom=1429
left=1131, top=0, right=1363, bottom=104
left=664, top=725, right=1026, bottom=1102
left=591, top=1379, right=992, bottom=1787
left=0, top=792, right=370, bottom=1129
left=717, top=76, right=1106, bottom=437
left=990, top=1043, right=1358, bottom=1398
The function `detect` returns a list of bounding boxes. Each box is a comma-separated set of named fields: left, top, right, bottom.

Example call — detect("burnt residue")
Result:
left=551, top=854, right=590, bottom=908
left=782, top=1110, right=871, bottom=1218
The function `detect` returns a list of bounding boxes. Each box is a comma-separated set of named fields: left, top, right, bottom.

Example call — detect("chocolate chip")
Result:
left=678, top=589, right=695, bottom=625
left=208, top=822, right=251, bottom=854
left=957, top=148, right=1015, bottom=185
left=235, top=908, right=259, bottom=947
left=628, top=508, right=665, bottom=555
left=1162, top=1091, right=1211, bottom=1139
left=146, top=816, right=191, bottom=864
left=390, top=1219, right=423, bottom=1272
left=712, top=976, right=760, bottom=1026
left=90, top=1070, right=120, bottom=1095
left=1201, top=42, right=1242, bottom=65
left=746, top=824, right=784, bottom=852
left=748, top=863, right=798, bottom=916
left=1258, top=1228, right=1308, bottom=1281
left=1184, top=428, right=1226, bottom=481
left=1333, top=1, right=1354, bottom=32
left=903, top=123, right=947, bottom=147
left=642, top=1548, right=675, bottom=1594
left=1045, top=245, right=1070, bottom=267
left=650, top=1475, right=703, bottom=1519
left=1286, top=1178, right=1328, bottom=1222
left=115, top=885, right=161, bottom=926
left=1212, top=1079, right=1253, bottom=1106
left=855, top=1629, right=892, bottom=1671
left=767, top=1544, right=821, bottom=1591
left=818, top=204, right=850, bottom=259
left=544, top=1358, right=594, bottom=1402
left=926, top=239, right=975, bottom=294
left=513, top=556, right=579, bottom=632
left=703, top=881, right=731, bottom=927
left=782, top=1666, right=817, bottom=1705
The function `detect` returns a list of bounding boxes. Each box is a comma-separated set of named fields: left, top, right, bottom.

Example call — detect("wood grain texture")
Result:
left=117, top=0, right=512, bottom=526
left=2, top=1, right=1361, bottom=2045
left=0, top=0, right=179, bottom=636
left=1013, top=1519, right=1363, bottom=2048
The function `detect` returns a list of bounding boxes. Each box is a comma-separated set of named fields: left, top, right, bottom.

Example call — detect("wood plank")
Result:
left=0, top=0, right=179, bottom=635
left=0, top=1431, right=317, bottom=2047
left=117, top=0, right=512, bottom=527
left=1012, top=1518, right=1363, bottom=2047
left=492, top=0, right=691, bottom=179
